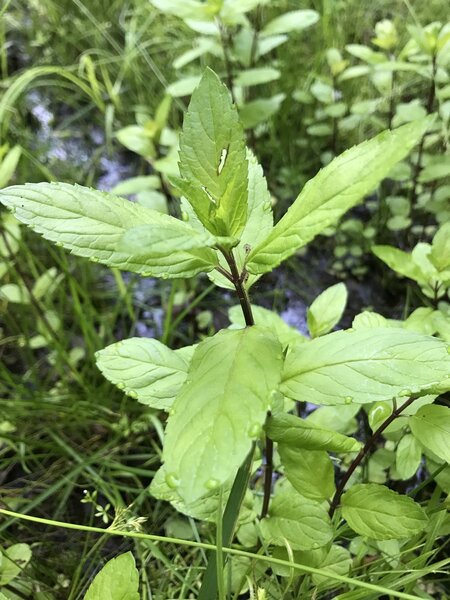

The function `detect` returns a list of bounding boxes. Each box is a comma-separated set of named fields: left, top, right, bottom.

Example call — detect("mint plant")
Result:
left=1, top=69, right=450, bottom=596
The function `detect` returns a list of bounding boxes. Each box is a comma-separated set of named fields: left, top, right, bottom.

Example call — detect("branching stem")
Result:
left=328, top=394, right=418, bottom=518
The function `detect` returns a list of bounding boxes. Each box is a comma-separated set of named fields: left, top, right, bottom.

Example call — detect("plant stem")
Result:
left=222, top=250, right=254, bottom=326
left=260, top=425, right=273, bottom=519
left=218, top=20, right=236, bottom=104
left=410, top=54, right=437, bottom=207
left=328, top=394, right=418, bottom=518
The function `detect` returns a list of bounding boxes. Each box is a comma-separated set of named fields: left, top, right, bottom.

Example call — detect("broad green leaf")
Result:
left=110, top=175, right=160, bottom=196
left=396, top=434, right=422, bottom=480
left=266, top=413, right=361, bottom=452
left=118, top=221, right=215, bottom=256
left=96, top=339, right=194, bottom=410
left=282, top=328, right=450, bottom=406
left=0, top=283, right=30, bottom=304
left=166, top=75, right=202, bottom=98
left=84, top=552, right=139, bottom=600
left=278, top=445, right=335, bottom=501
left=178, top=69, right=248, bottom=237
left=247, top=119, right=430, bottom=275
left=239, top=94, right=285, bottom=129
left=341, top=483, right=428, bottom=540
left=307, top=283, right=348, bottom=337
left=234, top=67, right=281, bottom=87
left=228, top=304, right=305, bottom=347
left=306, top=404, right=360, bottom=435
left=115, top=125, right=155, bottom=158
left=0, top=145, right=21, bottom=188
left=410, top=405, right=450, bottom=463
left=0, top=544, right=31, bottom=585
left=260, top=10, right=319, bottom=36
left=430, top=222, right=450, bottom=271
left=149, top=0, right=213, bottom=21
left=163, top=327, right=282, bottom=504
left=0, top=183, right=218, bottom=278
left=372, top=245, right=424, bottom=283
left=260, top=491, right=332, bottom=550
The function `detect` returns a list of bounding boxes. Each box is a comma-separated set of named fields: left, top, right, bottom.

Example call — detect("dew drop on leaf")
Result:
left=116, top=382, right=126, bottom=390
left=166, top=472, right=180, bottom=489
left=399, top=389, right=411, bottom=397
left=344, top=396, right=353, bottom=404
left=128, top=390, right=138, bottom=399
left=248, top=423, right=262, bottom=438
left=205, top=478, right=220, bottom=490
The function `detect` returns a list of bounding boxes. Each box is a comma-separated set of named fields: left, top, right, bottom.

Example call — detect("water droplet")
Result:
left=205, top=478, right=220, bottom=490
left=90, top=256, right=99, bottom=263
left=169, top=407, right=176, bottom=416
left=128, top=390, right=138, bottom=399
left=312, top=542, right=319, bottom=549
left=56, top=241, right=63, bottom=247
left=263, top=201, right=271, bottom=211
left=142, top=272, right=152, bottom=277
left=181, top=211, right=189, bottom=221
left=161, top=273, right=168, bottom=280
left=116, top=382, right=126, bottom=390
left=399, top=389, right=411, bottom=397
left=248, top=423, right=261, bottom=438
left=344, top=396, right=353, bottom=404
left=165, top=472, right=180, bottom=489
left=94, top=351, right=100, bottom=359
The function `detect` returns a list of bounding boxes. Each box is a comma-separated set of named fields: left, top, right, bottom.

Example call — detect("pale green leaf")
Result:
left=234, top=67, right=281, bottom=87
left=0, top=145, right=21, bottom=188
left=84, top=552, right=139, bottom=600
left=0, top=544, right=31, bottom=585
left=96, top=339, right=194, bottom=410
left=239, top=94, right=285, bottom=129
left=278, top=445, right=335, bottom=501
left=118, top=221, right=215, bottom=256
left=247, top=119, right=430, bottom=275
left=307, top=283, right=348, bottom=337
left=0, top=183, right=218, bottom=278
left=110, top=176, right=160, bottom=196
left=410, top=404, right=450, bottom=463
left=282, top=328, right=450, bottom=406
left=32, top=267, right=62, bottom=300
left=372, top=245, right=424, bottom=283
left=178, top=69, right=248, bottom=237
left=0, top=283, right=30, bottom=304
left=396, top=434, right=422, bottom=480
left=260, top=491, right=332, bottom=550
left=166, top=75, right=202, bottom=98
left=430, top=222, right=450, bottom=271
left=149, top=0, right=212, bottom=20
left=267, top=412, right=361, bottom=452
left=261, top=10, right=319, bottom=36
left=115, top=125, right=155, bottom=157
left=310, top=545, right=352, bottom=585
left=341, top=483, right=428, bottom=540
left=163, top=327, right=282, bottom=504
left=228, top=304, right=305, bottom=347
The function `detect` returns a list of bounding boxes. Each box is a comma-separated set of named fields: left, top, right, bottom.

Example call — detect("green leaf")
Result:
left=96, top=339, right=194, bottom=410
left=278, top=445, right=335, bottom=501
left=115, top=125, right=155, bottom=158
left=372, top=245, right=424, bottom=283
left=307, top=283, right=348, bottom=337
left=234, top=67, right=281, bottom=87
left=260, top=491, right=333, bottom=550
left=0, top=145, right=21, bottom=188
left=0, top=544, right=31, bottom=585
left=239, top=94, right=285, bottom=129
left=178, top=68, right=248, bottom=237
left=247, top=119, right=430, bottom=275
left=282, top=328, right=450, bottom=406
left=166, top=75, right=202, bottom=98
left=266, top=412, right=361, bottom=452
left=84, top=552, right=139, bottom=600
left=0, top=283, right=30, bottom=304
left=228, top=304, right=305, bottom=347
left=261, top=10, right=319, bottom=36
left=0, top=183, right=218, bottom=278
left=341, top=483, right=428, bottom=540
left=118, top=221, right=215, bottom=256
left=163, top=327, right=282, bottom=504
left=430, top=222, right=450, bottom=271
left=396, top=434, right=422, bottom=480
left=410, top=405, right=450, bottom=463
